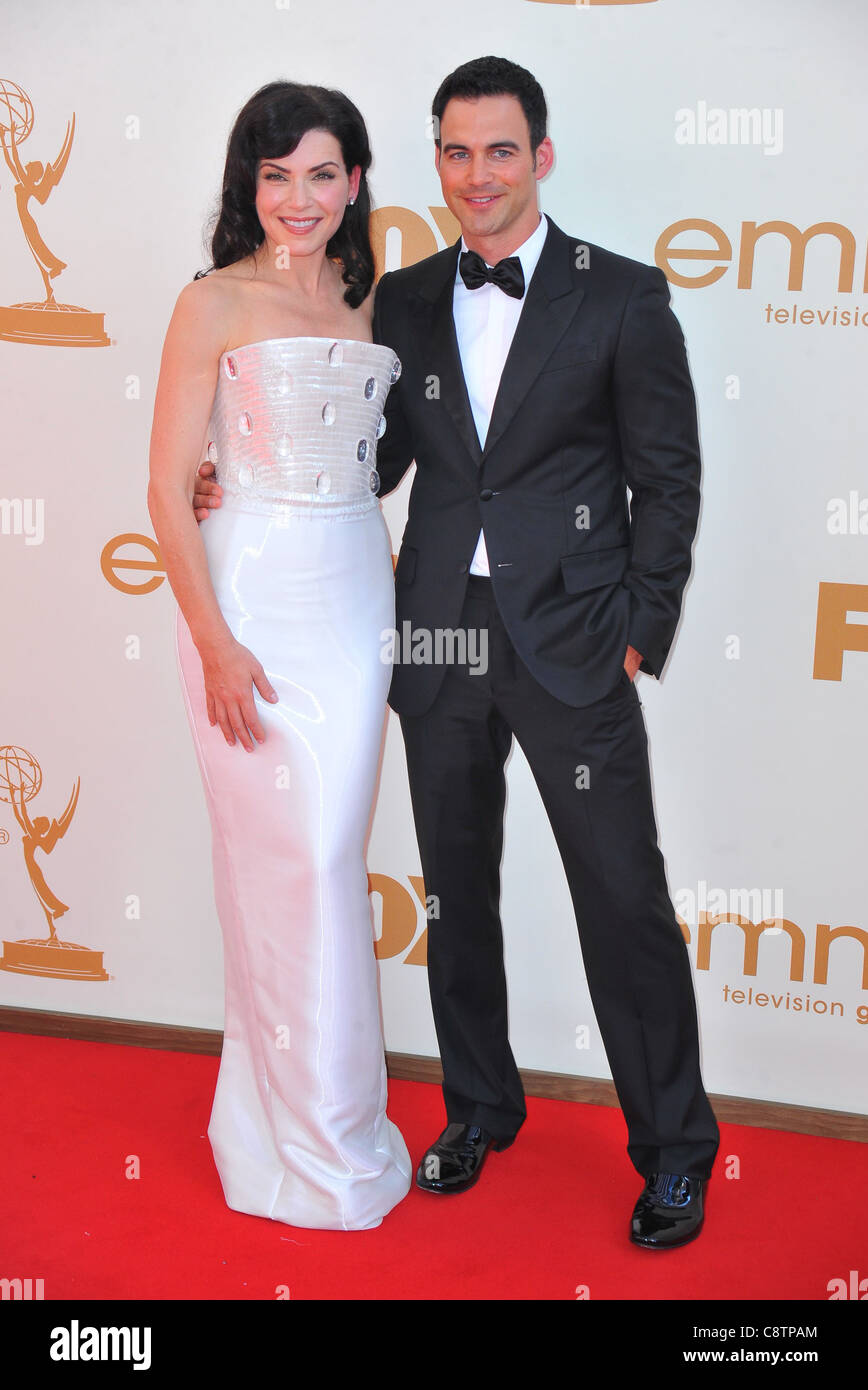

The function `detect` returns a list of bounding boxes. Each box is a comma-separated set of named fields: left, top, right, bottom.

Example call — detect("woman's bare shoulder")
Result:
left=162, top=273, right=239, bottom=365
left=205, top=254, right=259, bottom=284
left=177, top=265, right=244, bottom=307
left=170, top=265, right=259, bottom=352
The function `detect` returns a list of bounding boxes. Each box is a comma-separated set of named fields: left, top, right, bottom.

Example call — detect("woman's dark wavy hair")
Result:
left=197, top=81, right=374, bottom=307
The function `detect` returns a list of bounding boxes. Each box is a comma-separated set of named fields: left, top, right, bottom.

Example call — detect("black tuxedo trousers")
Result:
left=399, top=577, right=720, bottom=1179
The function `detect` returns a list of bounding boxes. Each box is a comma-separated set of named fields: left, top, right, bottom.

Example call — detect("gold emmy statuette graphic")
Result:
left=0, top=745, right=109, bottom=980
left=0, top=79, right=109, bottom=346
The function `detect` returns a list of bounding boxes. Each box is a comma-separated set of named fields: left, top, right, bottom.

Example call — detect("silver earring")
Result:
left=347, top=196, right=355, bottom=206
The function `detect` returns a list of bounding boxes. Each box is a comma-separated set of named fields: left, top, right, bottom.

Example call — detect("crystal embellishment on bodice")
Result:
left=205, top=337, right=401, bottom=518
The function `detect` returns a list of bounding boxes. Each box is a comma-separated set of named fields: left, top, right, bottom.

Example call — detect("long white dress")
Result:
left=174, top=337, right=411, bottom=1230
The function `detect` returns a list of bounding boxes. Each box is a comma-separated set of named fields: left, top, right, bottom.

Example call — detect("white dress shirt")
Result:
left=452, top=212, right=549, bottom=576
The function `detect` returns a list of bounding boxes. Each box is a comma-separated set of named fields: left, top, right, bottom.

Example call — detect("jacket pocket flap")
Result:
left=560, top=544, right=629, bottom=594
left=540, top=340, right=598, bottom=374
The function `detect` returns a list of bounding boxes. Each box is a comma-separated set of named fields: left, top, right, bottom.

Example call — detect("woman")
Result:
left=147, top=81, right=411, bottom=1230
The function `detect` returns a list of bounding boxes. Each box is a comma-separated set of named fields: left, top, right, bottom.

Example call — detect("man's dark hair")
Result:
left=432, top=56, right=548, bottom=155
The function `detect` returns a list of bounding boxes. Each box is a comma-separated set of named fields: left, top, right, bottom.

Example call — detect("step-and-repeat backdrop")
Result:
left=2, top=0, right=865, bottom=1113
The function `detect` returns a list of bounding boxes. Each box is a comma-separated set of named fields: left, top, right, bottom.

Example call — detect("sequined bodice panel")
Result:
left=205, top=337, right=401, bottom=518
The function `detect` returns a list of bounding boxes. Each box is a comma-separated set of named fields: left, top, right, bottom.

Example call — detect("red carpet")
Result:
left=2, top=1030, right=865, bottom=1301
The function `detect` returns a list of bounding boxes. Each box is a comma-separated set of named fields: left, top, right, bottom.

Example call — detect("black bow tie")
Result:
left=458, top=249, right=525, bottom=299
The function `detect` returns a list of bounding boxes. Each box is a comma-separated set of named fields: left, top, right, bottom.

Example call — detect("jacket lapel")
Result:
left=482, top=217, right=584, bottom=460
left=414, top=243, right=483, bottom=467
left=410, top=216, right=585, bottom=469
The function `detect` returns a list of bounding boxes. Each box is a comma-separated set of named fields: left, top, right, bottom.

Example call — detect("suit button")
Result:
left=479, top=488, right=494, bottom=501
left=458, top=562, right=468, bottom=573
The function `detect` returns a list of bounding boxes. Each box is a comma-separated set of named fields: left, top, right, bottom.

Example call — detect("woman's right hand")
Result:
left=198, top=634, right=279, bottom=750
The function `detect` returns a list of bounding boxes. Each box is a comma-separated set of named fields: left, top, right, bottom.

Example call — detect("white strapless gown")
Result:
left=174, top=337, right=411, bottom=1230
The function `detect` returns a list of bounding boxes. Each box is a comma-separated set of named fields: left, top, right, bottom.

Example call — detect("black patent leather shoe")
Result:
left=630, top=1172, right=706, bottom=1249
left=415, top=1122, right=514, bottom=1194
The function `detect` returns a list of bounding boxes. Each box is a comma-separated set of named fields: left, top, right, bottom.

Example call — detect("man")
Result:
left=196, top=56, right=719, bottom=1248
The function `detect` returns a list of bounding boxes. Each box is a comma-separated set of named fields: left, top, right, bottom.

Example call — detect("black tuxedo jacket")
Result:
left=372, top=214, right=701, bottom=717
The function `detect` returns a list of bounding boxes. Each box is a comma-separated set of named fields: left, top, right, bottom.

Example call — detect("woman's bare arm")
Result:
left=147, top=278, right=277, bottom=747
